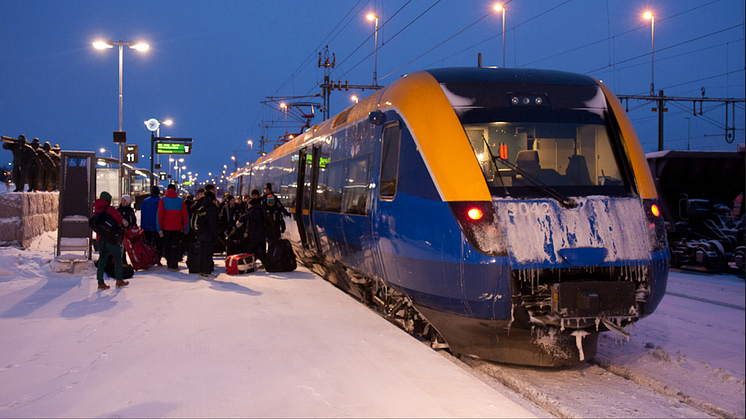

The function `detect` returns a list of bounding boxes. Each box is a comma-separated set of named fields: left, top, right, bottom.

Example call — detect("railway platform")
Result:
left=0, top=257, right=544, bottom=417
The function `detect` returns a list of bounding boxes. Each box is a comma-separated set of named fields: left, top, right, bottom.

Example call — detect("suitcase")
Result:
left=226, top=253, right=256, bottom=275
left=265, top=239, right=296, bottom=272
left=187, top=242, right=201, bottom=274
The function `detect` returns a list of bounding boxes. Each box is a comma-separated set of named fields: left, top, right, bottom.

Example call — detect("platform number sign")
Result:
left=124, top=145, right=138, bottom=164
left=159, top=171, right=167, bottom=181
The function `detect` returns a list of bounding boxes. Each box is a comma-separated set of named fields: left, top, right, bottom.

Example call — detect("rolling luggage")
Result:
left=123, top=225, right=157, bottom=270
left=225, top=253, right=256, bottom=275
left=265, top=239, right=296, bottom=272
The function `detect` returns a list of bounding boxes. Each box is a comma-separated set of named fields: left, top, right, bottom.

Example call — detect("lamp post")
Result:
left=494, top=4, right=506, bottom=68
left=144, top=118, right=172, bottom=187
left=93, top=39, right=149, bottom=195
left=280, top=103, right=288, bottom=140
left=366, top=13, right=379, bottom=86
left=99, top=148, right=113, bottom=158
left=644, top=12, right=655, bottom=95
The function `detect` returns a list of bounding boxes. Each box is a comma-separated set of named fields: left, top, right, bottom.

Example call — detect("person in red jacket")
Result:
left=157, top=184, right=190, bottom=272
left=93, top=191, right=129, bottom=290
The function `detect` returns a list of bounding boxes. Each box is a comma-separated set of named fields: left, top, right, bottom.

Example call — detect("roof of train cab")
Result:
left=423, top=67, right=599, bottom=86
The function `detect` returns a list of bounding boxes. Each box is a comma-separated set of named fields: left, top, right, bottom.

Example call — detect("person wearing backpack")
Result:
left=93, top=191, right=129, bottom=290
left=237, top=197, right=269, bottom=267
left=194, top=190, right=219, bottom=278
left=157, top=184, right=190, bottom=272
left=141, top=186, right=163, bottom=265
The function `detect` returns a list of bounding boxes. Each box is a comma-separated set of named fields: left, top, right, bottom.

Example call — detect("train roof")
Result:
left=424, top=67, right=598, bottom=86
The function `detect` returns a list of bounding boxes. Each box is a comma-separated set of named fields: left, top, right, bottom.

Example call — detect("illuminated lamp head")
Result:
left=467, top=207, right=484, bottom=221
left=651, top=204, right=660, bottom=217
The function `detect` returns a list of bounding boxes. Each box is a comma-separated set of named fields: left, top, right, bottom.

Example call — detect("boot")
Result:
left=116, top=280, right=129, bottom=287
left=98, top=283, right=110, bottom=290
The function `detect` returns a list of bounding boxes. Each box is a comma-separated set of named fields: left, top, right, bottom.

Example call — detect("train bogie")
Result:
left=229, top=67, right=669, bottom=366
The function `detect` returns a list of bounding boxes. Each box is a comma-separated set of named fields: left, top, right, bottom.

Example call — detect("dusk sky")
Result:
left=1, top=0, right=743, bottom=185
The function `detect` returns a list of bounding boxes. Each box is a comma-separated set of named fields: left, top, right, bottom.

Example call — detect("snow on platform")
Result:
left=0, top=232, right=541, bottom=418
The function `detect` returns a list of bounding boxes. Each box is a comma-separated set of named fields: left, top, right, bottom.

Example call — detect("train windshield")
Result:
left=442, top=82, right=634, bottom=198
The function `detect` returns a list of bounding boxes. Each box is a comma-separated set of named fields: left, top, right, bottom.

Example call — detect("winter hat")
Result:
left=267, top=194, right=275, bottom=205
left=121, top=195, right=131, bottom=205
left=225, top=194, right=234, bottom=202
left=100, top=191, right=112, bottom=201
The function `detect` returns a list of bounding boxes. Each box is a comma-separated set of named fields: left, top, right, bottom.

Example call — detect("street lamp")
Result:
left=93, top=39, right=149, bottom=195
left=280, top=103, right=288, bottom=140
left=351, top=95, right=359, bottom=104
left=367, top=13, right=379, bottom=86
left=644, top=12, right=655, bottom=95
left=144, top=118, right=172, bottom=187
left=99, top=148, right=113, bottom=158
left=494, top=4, right=506, bottom=68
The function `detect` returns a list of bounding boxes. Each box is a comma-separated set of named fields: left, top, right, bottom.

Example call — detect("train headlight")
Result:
left=449, top=201, right=507, bottom=256
left=644, top=199, right=668, bottom=252
left=467, top=208, right=484, bottom=220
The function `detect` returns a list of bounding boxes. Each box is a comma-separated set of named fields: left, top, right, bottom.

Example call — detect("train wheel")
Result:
left=703, top=240, right=726, bottom=273
left=734, top=246, right=745, bottom=273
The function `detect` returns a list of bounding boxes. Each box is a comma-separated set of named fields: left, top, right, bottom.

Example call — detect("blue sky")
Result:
left=1, top=0, right=743, bottom=183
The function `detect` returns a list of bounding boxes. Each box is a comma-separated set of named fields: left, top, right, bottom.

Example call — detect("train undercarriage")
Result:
left=296, top=250, right=649, bottom=367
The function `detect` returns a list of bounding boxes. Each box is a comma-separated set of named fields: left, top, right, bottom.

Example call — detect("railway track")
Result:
left=444, top=281, right=745, bottom=419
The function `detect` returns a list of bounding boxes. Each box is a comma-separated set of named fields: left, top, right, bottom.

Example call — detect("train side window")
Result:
left=344, top=154, right=370, bottom=215
left=379, top=122, right=401, bottom=199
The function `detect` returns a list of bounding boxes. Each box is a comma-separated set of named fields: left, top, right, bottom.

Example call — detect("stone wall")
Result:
left=0, top=192, right=59, bottom=248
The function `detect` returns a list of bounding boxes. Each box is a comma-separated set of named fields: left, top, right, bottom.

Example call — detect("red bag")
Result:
left=226, top=253, right=256, bottom=275
left=123, top=226, right=157, bottom=270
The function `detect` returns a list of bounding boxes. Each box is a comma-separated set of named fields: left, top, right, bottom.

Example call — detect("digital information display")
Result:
left=156, top=142, right=192, bottom=155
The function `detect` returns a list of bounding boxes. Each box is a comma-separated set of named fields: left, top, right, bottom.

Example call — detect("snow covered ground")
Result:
left=0, top=231, right=543, bottom=418
left=1, top=223, right=743, bottom=418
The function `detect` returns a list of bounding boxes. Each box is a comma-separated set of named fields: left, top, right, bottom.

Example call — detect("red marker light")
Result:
left=651, top=204, right=660, bottom=217
left=467, top=208, right=484, bottom=220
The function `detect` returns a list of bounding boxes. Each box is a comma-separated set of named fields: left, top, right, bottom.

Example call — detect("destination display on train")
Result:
left=156, top=141, right=192, bottom=155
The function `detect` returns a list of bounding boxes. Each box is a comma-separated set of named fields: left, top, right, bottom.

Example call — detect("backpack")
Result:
left=190, top=205, right=206, bottom=232
left=89, top=209, right=123, bottom=245
left=265, top=239, right=297, bottom=272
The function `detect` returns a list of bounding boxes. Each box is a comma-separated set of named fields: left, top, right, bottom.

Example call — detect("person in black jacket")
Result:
left=196, top=190, right=219, bottom=279
left=117, top=195, right=137, bottom=227
left=263, top=194, right=286, bottom=242
left=244, top=198, right=269, bottom=267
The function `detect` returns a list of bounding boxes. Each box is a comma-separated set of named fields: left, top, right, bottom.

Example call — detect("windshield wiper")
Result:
left=494, top=156, right=577, bottom=209
left=480, top=137, right=576, bottom=208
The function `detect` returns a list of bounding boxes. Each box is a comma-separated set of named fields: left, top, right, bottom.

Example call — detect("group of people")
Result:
left=2, top=134, right=61, bottom=192
left=93, top=182, right=290, bottom=288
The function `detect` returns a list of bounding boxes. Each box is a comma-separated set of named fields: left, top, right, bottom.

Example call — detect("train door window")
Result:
left=320, top=160, right=344, bottom=212
left=344, top=154, right=370, bottom=215
left=379, top=122, right=401, bottom=199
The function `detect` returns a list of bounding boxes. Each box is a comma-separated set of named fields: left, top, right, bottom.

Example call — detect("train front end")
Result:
left=394, top=68, right=669, bottom=366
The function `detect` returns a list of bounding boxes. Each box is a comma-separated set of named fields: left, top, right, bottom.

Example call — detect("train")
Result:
left=229, top=67, right=669, bottom=366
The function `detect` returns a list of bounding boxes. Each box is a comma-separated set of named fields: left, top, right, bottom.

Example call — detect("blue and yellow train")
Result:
left=229, top=67, right=669, bottom=366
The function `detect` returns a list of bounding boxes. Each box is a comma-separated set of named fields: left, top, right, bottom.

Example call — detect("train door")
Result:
left=371, top=121, right=402, bottom=281
left=294, top=146, right=322, bottom=253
